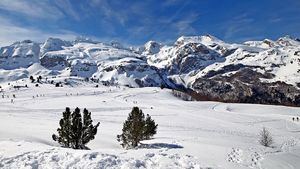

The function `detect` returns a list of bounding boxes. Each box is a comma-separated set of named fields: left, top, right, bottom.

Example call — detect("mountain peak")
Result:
left=142, top=40, right=162, bottom=55
left=277, top=35, right=300, bottom=46
left=74, top=36, right=98, bottom=44
left=40, top=37, right=72, bottom=56
left=175, top=35, right=222, bottom=46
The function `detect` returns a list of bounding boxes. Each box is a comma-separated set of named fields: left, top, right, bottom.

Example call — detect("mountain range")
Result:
left=1, top=35, right=300, bottom=106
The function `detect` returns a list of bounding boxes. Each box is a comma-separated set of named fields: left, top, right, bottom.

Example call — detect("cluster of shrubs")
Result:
left=29, top=75, right=64, bottom=87
left=55, top=82, right=63, bottom=87
left=29, top=76, right=42, bottom=83
left=292, top=117, right=300, bottom=121
left=29, top=76, right=111, bottom=88
left=52, top=106, right=157, bottom=149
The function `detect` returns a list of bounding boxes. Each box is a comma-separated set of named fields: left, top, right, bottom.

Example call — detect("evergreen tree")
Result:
left=29, top=76, right=35, bottom=83
left=52, top=107, right=100, bottom=149
left=117, top=107, right=157, bottom=149
left=37, top=76, right=42, bottom=83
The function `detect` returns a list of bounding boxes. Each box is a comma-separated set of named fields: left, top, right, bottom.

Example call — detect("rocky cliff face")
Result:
left=1, top=35, right=300, bottom=105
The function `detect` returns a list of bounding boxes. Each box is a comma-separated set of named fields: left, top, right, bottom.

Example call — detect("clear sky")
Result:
left=0, top=0, right=299, bottom=46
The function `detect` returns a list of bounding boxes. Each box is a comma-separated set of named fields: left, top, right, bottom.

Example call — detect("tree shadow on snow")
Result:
left=138, top=143, right=183, bottom=149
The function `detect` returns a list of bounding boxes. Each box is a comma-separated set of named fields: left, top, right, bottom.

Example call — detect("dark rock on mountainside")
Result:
left=166, top=42, right=225, bottom=75
left=191, top=67, right=300, bottom=106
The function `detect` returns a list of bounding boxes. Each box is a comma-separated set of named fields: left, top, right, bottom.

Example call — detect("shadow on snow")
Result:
left=138, top=143, right=183, bottom=149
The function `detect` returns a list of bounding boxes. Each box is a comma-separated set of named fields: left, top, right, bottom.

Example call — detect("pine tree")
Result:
left=29, top=76, right=35, bottom=83
left=37, top=76, right=42, bottom=83
left=52, top=107, right=100, bottom=149
left=117, top=107, right=157, bottom=149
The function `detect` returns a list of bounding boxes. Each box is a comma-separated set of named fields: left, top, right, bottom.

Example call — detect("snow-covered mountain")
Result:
left=0, top=40, right=40, bottom=70
left=1, top=35, right=300, bottom=105
left=146, top=35, right=300, bottom=106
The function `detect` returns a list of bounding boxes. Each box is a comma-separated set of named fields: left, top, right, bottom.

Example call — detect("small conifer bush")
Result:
left=259, top=127, right=273, bottom=147
left=117, top=107, right=158, bottom=149
left=52, top=107, right=100, bottom=149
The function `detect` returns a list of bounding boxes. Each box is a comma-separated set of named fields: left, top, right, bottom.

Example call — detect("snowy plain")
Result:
left=0, top=79, right=300, bottom=169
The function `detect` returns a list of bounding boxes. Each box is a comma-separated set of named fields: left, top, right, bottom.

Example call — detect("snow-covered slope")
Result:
left=40, top=37, right=72, bottom=56
left=0, top=81, right=299, bottom=168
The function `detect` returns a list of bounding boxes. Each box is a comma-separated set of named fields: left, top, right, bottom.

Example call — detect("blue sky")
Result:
left=0, top=0, right=299, bottom=46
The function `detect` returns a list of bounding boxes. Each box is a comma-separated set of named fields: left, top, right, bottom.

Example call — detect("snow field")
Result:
left=0, top=80, right=299, bottom=168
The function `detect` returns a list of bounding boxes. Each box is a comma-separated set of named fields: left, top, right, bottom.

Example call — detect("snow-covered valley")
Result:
left=0, top=79, right=299, bottom=169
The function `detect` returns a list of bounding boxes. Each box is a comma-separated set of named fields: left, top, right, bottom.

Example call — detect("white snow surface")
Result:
left=0, top=79, right=300, bottom=169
